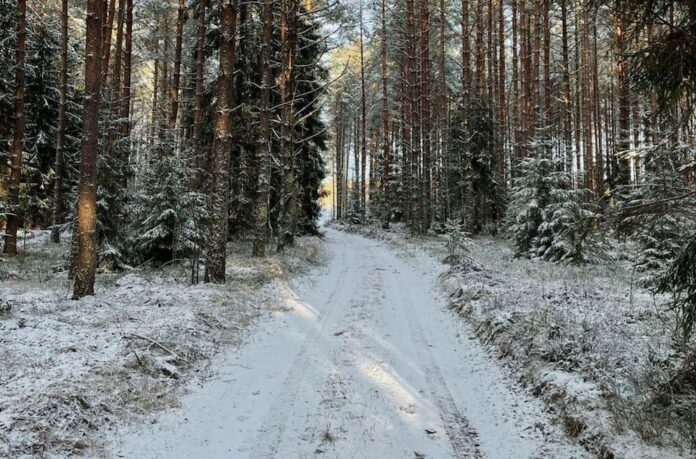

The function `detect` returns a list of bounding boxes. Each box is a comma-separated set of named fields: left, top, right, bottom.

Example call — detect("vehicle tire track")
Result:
left=249, top=242, right=351, bottom=458
left=383, top=253, right=483, bottom=459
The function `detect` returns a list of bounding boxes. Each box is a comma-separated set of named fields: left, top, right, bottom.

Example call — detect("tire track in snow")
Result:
left=381, top=250, right=483, bottom=459
left=250, top=241, right=350, bottom=458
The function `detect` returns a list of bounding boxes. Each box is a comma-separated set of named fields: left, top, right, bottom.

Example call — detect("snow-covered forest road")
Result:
left=111, top=229, right=585, bottom=459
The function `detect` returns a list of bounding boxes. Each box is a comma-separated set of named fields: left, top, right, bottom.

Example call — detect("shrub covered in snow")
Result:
left=507, top=156, right=601, bottom=263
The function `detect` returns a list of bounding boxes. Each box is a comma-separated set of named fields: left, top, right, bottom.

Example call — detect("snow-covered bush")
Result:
left=443, top=219, right=471, bottom=258
left=131, top=149, right=207, bottom=265
left=508, top=156, right=600, bottom=263
left=618, top=140, right=696, bottom=285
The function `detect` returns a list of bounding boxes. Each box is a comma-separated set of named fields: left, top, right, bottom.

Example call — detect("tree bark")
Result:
left=193, top=0, right=206, bottom=145
left=170, top=0, right=186, bottom=130
left=253, top=0, right=274, bottom=257
left=4, top=0, right=27, bottom=256
left=419, top=0, right=431, bottom=233
left=120, top=0, right=133, bottom=176
left=359, top=3, right=368, bottom=222
left=277, top=0, right=298, bottom=249
left=382, top=0, right=391, bottom=228
left=101, top=0, right=116, bottom=87
left=52, top=0, right=69, bottom=244
left=615, top=0, right=631, bottom=187
left=560, top=0, right=573, bottom=174
left=73, top=0, right=104, bottom=298
left=207, top=0, right=238, bottom=281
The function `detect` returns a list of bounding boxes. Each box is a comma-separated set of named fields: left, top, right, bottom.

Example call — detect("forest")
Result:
left=1, top=0, right=696, bottom=457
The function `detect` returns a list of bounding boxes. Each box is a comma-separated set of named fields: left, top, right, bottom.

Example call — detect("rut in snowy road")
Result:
left=112, top=228, right=585, bottom=459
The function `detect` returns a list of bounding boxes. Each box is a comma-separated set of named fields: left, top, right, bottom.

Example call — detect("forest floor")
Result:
left=105, top=227, right=586, bottom=459
left=1, top=225, right=691, bottom=458
left=0, top=229, right=323, bottom=458
left=335, top=222, right=693, bottom=459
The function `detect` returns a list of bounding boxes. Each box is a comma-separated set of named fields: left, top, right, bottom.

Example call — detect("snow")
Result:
left=107, top=228, right=586, bottom=459
left=3, top=225, right=689, bottom=458
left=0, top=230, right=323, bottom=458
left=335, top=222, right=691, bottom=458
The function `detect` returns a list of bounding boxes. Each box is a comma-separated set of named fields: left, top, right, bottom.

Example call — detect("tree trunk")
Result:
left=119, top=0, right=133, bottom=184
left=193, top=0, right=206, bottom=145
left=52, top=0, right=69, bottom=244
left=437, top=0, right=447, bottom=223
left=498, top=0, right=507, bottom=179
left=381, top=0, right=391, bottom=228
left=511, top=0, right=519, bottom=165
left=151, top=58, right=159, bottom=146
left=106, top=0, right=125, bottom=158
left=475, top=0, right=485, bottom=95
left=101, top=0, right=116, bottom=87
left=4, top=0, right=27, bottom=256
left=560, top=0, right=573, bottom=174
left=253, top=0, right=274, bottom=257
left=277, top=0, right=298, bottom=249
left=359, top=3, right=368, bottom=222
left=73, top=0, right=104, bottom=298
left=207, top=0, right=238, bottom=282
left=420, top=0, right=431, bottom=233
left=615, top=0, right=631, bottom=187
left=170, top=0, right=186, bottom=130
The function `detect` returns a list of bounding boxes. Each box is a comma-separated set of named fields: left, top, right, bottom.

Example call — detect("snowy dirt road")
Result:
left=110, top=229, right=586, bottom=459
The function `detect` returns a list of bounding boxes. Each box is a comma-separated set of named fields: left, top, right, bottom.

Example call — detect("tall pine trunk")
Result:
left=73, top=0, right=104, bottom=298
left=277, top=0, right=298, bottom=249
left=52, top=0, right=69, bottom=244
left=359, top=3, right=368, bottom=222
left=170, top=0, right=186, bottom=130
left=119, top=0, right=133, bottom=185
left=207, top=0, right=238, bottom=282
left=419, top=0, right=431, bottom=233
left=381, top=0, right=391, bottom=228
left=253, top=0, right=274, bottom=257
left=4, top=0, right=27, bottom=256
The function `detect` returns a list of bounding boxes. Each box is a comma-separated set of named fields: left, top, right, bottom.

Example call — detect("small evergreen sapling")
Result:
left=508, top=156, right=600, bottom=263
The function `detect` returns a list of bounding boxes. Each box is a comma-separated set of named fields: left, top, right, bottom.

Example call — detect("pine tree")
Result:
left=3, top=0, right=27, bottom=256
left=73, top=0, right=105, bottom=299
left=206, top=0, right=238, bottom=282
left=509, top=156, right=600, bottom=263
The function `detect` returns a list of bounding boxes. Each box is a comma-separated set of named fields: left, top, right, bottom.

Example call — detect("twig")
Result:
left=122, top=333, right=191, bottom=364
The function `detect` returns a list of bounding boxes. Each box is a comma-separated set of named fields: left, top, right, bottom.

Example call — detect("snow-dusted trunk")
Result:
left=253, top=0, right=273, bottom=257
left=614, top=0, right=631, bottom=187
left=119, top=0, right=133, bottom=183
left=277, top=0, right=298, bottom=250
left=170, top=0, right=185, bottom=130
left=101, top=0, right=116, bottom=87
left=73, top=0, right=104, bottom=299
left=381, top=0, right=390, bottom=228
left=52, top=0, right=69, bottom=244
left=150, top=58, right=159, bottom=146
left=359, top=3, right=367, bottom=222
left=193, top=0, right=206, bottom=146
left=498, top=0, right=507, bottom=177
left=560, top=0, right=573, bottom=175
left=335, top=103, right=344, bottom=220
left=3, top=0, right=27, bottom=256
left=206, top=0, right=238, bottom=282
left=419, top=0, right=431, bottom=234
left=106, top=0, right=124, bottom=158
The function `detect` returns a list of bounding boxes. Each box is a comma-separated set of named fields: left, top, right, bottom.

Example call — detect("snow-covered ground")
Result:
left=334, top=223, right=693, bottom=458
left=0, top=230, right=323, bottom=458
left=3, top=225, right=690, bottom=458
left=107, top=228, right=585, bottom=459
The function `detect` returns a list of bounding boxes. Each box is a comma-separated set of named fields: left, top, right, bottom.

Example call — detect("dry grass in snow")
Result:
left=0, top=230, right=324, bottom=458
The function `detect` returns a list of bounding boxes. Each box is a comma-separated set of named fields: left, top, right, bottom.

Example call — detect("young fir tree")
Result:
left=508, top=156, right=599, bottom=263
left=619, top=140, right=696, bottom=284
